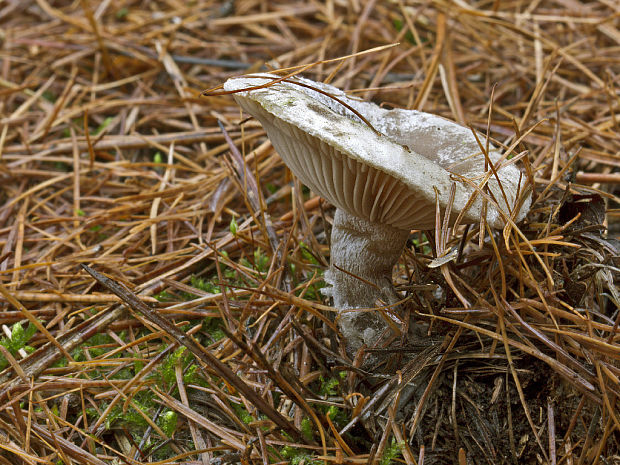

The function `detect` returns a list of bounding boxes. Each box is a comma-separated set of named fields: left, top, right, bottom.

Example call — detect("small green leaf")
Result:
left=93, top=116, right=114, bottom=135
left=116, top=7, right=129, bottom=19
left=24, top=323, right=37, bottom=341
left=11, top=322, right=25, bottom=346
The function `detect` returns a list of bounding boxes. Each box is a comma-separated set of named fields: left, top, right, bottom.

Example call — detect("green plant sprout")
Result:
left=0, top=321, right=38, bottom=370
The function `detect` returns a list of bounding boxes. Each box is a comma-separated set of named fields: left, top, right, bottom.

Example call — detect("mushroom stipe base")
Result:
left=323, top=208, right=410, bottom=358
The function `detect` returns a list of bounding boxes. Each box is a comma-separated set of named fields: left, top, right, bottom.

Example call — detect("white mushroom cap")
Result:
left=224, top=74, right=530, bottom=230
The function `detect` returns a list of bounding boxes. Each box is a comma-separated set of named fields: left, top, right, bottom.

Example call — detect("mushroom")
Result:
left=223, top=74, right=530, bottom=357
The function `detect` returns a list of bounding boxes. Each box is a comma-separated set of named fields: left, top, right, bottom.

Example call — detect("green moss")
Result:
left=299, top=241, right=319, bottom=265
left=191, top=275, right=220, bottom=294
left=380, top=438, right=404, bottom=465
left=411, top=232, right=432, bottom=255
left=232, top=402, right=255, bottom=424
left=319, top=374, right=340, bottom=397
left=106, top=402, right=150, bottom=430
left=158, top=346, right=188, bottom=386
left=53, top=161, right=70, bottom=171
left=158, top=410, right=178, bottom=437
left=154, top=291, right=174, bottom=302
left=301, top=416, right=314, bottom=441
left=392, top=18, right=417, bottom=44
left=42, top=90, right=56, bottom=102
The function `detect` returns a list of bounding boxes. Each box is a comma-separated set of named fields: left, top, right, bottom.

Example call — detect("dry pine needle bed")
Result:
left=0, top=1, right=618, bottom=464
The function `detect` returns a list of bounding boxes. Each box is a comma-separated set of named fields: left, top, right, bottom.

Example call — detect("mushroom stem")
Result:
left=324, top=208, right=410, bottom=356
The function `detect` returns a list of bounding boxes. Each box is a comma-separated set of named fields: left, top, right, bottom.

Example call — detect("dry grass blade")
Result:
left=81, top=264, right=305, bottom=443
